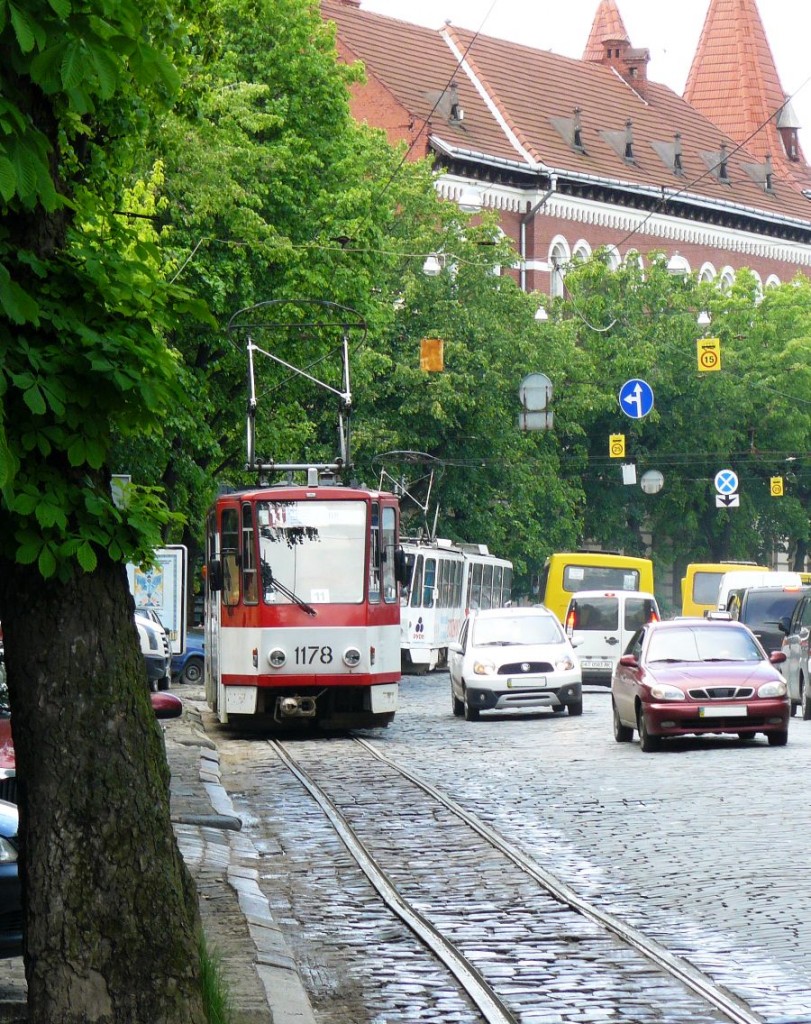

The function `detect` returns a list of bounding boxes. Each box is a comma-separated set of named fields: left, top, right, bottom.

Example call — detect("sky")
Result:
left=358, top=0, right=811, bottom=151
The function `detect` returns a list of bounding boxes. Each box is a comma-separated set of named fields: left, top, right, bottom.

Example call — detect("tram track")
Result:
left=268, top=735, right=763, bottom=1024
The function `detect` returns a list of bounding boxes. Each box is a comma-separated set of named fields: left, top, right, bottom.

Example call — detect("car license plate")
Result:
left=582, top=659, right=612, bottom=670
left=507, top=677, right=545, bottom=688
left=699, top=705, right=747, bottom=718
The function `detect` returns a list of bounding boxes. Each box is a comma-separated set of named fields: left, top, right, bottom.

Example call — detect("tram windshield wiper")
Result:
left=266, top=570, right=316, bottom=616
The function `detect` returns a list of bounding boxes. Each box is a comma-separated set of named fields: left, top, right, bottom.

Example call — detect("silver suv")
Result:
left=779, top=589, right=811, bottom=718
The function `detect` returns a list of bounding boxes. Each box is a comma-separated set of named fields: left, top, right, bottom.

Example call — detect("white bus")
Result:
left=400, top=539, right=512, bottom=673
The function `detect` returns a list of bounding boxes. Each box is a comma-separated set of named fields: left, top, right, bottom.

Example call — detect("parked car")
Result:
left=135, top=609, right=172, bottom=692
left=564, top=589, right=660, bottom=686
left=779, top=589, right=811, bottom=718
left=171, top=630, right=204, bottom=685
left=726, top=585, right=809, bottom=656
left=611, top=619, right=790, bottom=752
left=0, top=798, right=21, bottom=958
left=448, top=606, right=582, bottom=721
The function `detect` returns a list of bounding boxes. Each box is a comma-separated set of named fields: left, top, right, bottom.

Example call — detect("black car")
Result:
left=727, top=585, right=810, bottom=655
left=0, top=798, right=21, bottom=958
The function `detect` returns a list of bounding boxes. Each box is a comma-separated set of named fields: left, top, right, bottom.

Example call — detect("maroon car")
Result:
left=612, top=619, right=790, bottom=752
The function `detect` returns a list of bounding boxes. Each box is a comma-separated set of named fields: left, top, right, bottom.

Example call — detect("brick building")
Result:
left=322, top=0, right=811, bottom=295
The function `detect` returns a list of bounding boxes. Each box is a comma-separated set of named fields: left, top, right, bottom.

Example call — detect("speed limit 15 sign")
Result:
left=697, top=337, right=721, bottom=372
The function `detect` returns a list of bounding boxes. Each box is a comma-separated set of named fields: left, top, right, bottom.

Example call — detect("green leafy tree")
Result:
left=0, top=0, right=211, bottom=1020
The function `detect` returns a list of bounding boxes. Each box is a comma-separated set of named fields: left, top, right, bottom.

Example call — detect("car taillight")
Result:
left=566, top=609, right=577, bottom=631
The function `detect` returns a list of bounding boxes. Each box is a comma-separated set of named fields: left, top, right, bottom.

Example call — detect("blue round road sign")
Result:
left=714, top=469, right=739, bottom=495
left=618, top=378, right=654, bottom=419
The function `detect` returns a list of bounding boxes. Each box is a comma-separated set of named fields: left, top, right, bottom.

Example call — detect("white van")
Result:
left=715, top=570, right=802, bottom=611
left=564, top=590, right=660, bottom=686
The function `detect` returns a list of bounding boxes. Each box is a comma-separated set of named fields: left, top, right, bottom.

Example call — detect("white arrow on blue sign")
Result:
left=618, top=379, right=654, bottom=419
left=714, top=469, right=739, bottom=495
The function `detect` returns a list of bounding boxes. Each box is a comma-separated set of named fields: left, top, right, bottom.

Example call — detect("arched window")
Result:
left=719, top=267, right=735, bottom=293
left=698, top=262, right=716, bottom=283
left=548, top=236, right=570, bottom=298
left=765, top=274, right=781, bottom=289
left=572, top=239, right=592, bottom=262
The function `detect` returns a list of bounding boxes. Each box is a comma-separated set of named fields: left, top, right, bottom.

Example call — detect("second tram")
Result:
left=400, top=539, right=513, bottom=673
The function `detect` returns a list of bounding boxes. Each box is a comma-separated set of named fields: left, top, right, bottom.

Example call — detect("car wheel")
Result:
left=767, top=730, right=789, bottom=747
left=463, top=691, right=480, bottom=722
left=613, top=701, right=633, bottom=742
left=637, top=709, right=661, bottom=752
left=567, top=698, right=583, bottom=716
left=180, top=657, right=204, bottom=686
left=451, top=685, right=464, bottom=717
left=158, top=673, right=171, bottom=692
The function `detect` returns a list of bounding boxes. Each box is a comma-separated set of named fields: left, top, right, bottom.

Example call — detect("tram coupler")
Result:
left=275, top=695, right=318, bottom=720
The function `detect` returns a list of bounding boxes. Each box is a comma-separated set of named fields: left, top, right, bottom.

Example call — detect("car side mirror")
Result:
left=769, top=650, right=787, bottom=665
left=777, top=615, right=791, bottom=635
left=448, top=642, right=463, bottom=655
left=619, top=654, right=638, bottom=667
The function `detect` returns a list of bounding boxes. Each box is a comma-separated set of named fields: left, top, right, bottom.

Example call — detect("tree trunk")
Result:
left=0, top=554, right=206, bottom=1024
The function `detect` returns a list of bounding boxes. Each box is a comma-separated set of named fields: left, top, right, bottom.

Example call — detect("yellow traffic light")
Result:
left=609, top=434, right=626, bottom=458
left=420, top=337, right=444, bottom=372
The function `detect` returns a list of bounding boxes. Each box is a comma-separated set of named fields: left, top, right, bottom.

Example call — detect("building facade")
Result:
left=323, top=0, right=811, bottom=295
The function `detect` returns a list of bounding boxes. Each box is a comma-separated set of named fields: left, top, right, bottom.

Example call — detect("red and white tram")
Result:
left=206, top=299, right=407, bottom=728
left=204, top=477, right=403, bottom=729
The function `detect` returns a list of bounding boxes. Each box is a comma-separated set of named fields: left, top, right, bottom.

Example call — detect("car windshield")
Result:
left=741, top=591, right=802, bottom=628
left=646, top=627, right=762, bottom=664
left=473, top=614, right=564, bottom=647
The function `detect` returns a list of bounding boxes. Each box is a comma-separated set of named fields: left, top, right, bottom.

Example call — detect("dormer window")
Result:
left=673, top=133, right=683, bottom=176
left=718, top=142, right=729, bottom=182
left=624, top=120, right=634, bottom=161
left=573, top=108, right=583, bottom=150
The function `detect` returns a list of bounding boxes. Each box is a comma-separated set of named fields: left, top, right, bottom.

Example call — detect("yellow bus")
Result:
left=680, top=561, right=770, bottom=617
left=539, top=552, right=655, bottom=623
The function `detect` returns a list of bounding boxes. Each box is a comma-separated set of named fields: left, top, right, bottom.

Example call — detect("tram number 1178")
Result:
left=295, top=645, right=334, bottom=665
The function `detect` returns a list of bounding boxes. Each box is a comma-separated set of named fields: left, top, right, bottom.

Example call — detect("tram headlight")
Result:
left=343, top=647, right=362, bottom=668
left=267, top=647, right=287, bottom=669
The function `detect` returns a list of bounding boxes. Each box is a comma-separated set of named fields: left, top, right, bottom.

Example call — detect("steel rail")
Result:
left=353, top=736, right=764, bottom=1024
left=269, top=739, right=519, bottom=1024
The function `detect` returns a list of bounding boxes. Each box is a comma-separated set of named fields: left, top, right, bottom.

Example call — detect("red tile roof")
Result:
left=322, top=1, right=811, bottom=226
left=684, top=0, right=811, bottom=192
left=582, top=0, right=630, bottom=61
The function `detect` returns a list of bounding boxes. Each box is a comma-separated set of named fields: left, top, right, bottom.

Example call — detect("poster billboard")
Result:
left=127, top=545, right=188, bottom=655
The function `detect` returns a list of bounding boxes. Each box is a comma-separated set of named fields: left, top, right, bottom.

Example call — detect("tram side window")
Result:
left=469, top=563, right=483, bottom=610
left=503, top=566, right=513, bottom=604
left=382, top=506, right=397, bottom=603
left=220, top=508, right=240, bottom=606
left=439, top=559, right=452, bottom=608
left=453, top=560, right=464, bottom=609
left=423, top=558, right=436, bottom=606
left=481, top=564, right=494, bottom=609
left=369, top=503, right=381, bottom=604
left=492, top=566, right=503, bottom=607
left=242, top=504, right=258, bottom=605
left=410, top=555, right=424, bottom=608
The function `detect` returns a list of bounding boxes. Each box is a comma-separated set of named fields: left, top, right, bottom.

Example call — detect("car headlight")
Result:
left=555, top=655, right=576, bottom=672
left=0, top=836, right=18, bottom=865
left=649, top=683, right=686, bottom=701
left=758, top=679, right=787, bottom=698
left=473, top=659, right=496, bottom=676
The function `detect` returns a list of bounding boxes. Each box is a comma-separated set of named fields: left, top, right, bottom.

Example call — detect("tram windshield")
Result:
left=256, top=500, right=366, bottom=604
